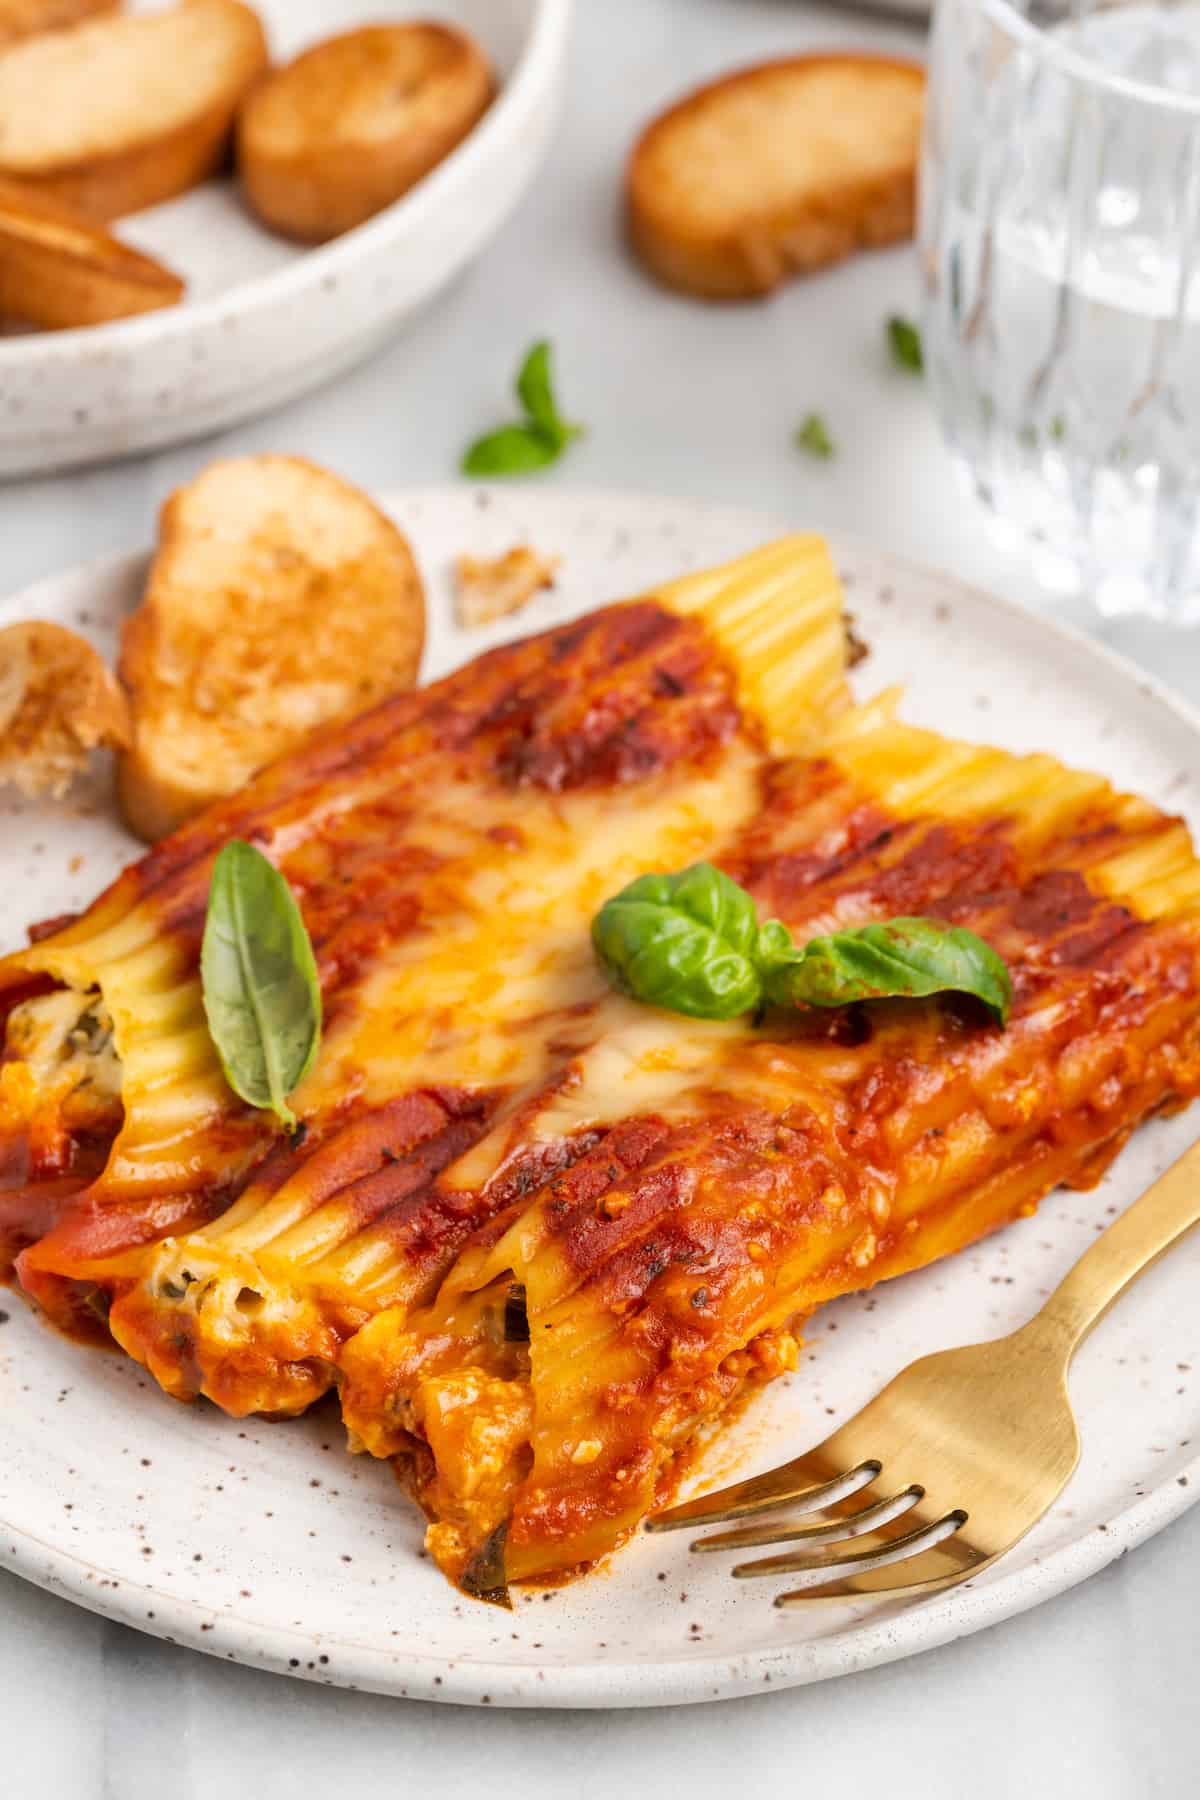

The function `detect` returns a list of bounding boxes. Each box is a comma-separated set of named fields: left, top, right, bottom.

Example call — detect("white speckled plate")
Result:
left=0, top=0, right=569, bottom=477
left=1, top=488, right=1198, bottom=1707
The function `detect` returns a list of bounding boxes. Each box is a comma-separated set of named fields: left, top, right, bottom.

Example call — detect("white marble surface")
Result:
left=1, top=0, right=1198, bottom=1788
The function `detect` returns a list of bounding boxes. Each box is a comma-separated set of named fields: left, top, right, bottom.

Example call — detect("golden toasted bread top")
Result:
left=631, top=53, right=925, bottom=231
left=242, top=22, right=490, bottom=157
left=0, top=0, right=267, bottom=174
left=116, top=455, right=427, bottom=837
left=0, top=0, right=118, bottom=49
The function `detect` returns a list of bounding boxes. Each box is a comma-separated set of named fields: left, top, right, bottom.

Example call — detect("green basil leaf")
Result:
left=593, top=863, right=1013, bottom=1028
left=515, top=340, right=580, bottom=450
left=461, top=424, right=560, bottom=478
left=762, top=916, right=1012, bottom=1025
left=795, top=412, right=836, bottom=459
left=461, top=339, right=582, bottom=478
left=887, top=315, right=924, bottom=374
left=591, top=861, right=763, bottom=1020
left=200, top=839, right=322, bottom=1130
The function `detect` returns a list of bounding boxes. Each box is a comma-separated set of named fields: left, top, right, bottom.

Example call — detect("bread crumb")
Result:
left=454, top=546, right=560, bottom=629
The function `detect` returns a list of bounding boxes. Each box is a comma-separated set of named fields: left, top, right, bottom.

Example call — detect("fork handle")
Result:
left=1028, top=1135, right=1200, bottom=1359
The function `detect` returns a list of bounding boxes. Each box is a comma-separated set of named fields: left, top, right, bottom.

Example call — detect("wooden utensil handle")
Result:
left=1031, top=1136, right=1200, bottom=1358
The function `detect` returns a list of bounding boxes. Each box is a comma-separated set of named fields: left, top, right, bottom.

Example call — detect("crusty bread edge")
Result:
left=5, top=4, right=269, bottom=221
left=116, top=454, right=428, bottom=844
left=0, top=177, right=183, bottom=326
left=626, top=52, right=925, bottom=301
left=114, top=743, right=203, bottom=844
left=239, top=89, right=494, bottom=242
left=0, top=0, right=120, bottom=50
left=237, top=27, right=494, bottom=243
left=24, top=104, right=242, bottom=221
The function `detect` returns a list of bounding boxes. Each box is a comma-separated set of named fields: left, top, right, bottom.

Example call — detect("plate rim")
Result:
left=2, top=482, right=1198, bottom=1707
left=0, top=0, right=572, bottom=367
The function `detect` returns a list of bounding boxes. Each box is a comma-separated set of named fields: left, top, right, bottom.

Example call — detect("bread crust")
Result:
left=0, top=0, right=119, bottom=48
left=626, top=52, right=925, bottom=300
left=0, top=1, right=269, bottom=221
left=0, top=620, right=130, bottom=798
left=0, top=175, right=183, bottom=327
left=238, top=22, right=494, bottom=244
left=117, top=455, right=427, bottom=842
left=115, top=737, right=206, bottom=847
left=24, top=100, right=251, bottom=221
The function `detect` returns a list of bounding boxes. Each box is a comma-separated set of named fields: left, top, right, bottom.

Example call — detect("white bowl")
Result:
left=0, top=0, right=571, bottom=478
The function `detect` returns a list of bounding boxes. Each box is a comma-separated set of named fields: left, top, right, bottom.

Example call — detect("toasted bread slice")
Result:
left=627, top=53, right=925, bottom=300
left=0, top=0, right=118, bottom=48
left=0, top=620, right=131, bottom=798
left=0, top=175, right=183, bottom=328
left=238, top=22, right=493, bottom=243
left=117, top=456, right=427, bottom=843
left=0, top=0, right=269, bottom=221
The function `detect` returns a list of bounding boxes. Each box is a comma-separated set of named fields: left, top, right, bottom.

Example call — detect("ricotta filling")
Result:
left=390, top=1277, right=535, bottom=1592
left=393, top=1273, right=803, bottom=1596
left=2, top=987, right=122, bottom=1134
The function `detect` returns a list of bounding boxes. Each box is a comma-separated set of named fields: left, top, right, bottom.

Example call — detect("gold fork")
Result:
left=647, top=1135, right=1200, bottom=1605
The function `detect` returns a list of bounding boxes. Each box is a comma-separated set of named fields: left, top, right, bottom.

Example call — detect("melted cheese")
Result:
left=182, top=747, right=762, bottom=1299
left=307, top=747, right=761, bottom=1105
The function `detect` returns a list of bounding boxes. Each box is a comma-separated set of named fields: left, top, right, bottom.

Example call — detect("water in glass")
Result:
left=921, top=0, right=1200, bottom=619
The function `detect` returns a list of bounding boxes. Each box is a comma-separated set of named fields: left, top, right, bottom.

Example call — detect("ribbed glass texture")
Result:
left=920, top=0, right=1200, bottom=619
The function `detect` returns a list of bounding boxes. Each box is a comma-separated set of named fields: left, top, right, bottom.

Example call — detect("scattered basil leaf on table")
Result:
left=461, top=424, right=562, bottom=478
left=592, top=862, right=1011, bottom=1026
left=461, top=338, right=582, bottom=477
left=515, top=339, right=581, bottom=450
left=795, top=412, right=836, bottom=459
left=200, top=839, right=322, bottom=1130
left=887, top=315, right=924, bottom=374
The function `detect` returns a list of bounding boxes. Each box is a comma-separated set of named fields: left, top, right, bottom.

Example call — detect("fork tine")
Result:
left=733, top=1508, right=968, bottom=1580
left=647, top=1457, right=878, bottom=1533
left=690, top=1485, right=924, bottom=1554
left=775, top=1538, right=989, bottom=1605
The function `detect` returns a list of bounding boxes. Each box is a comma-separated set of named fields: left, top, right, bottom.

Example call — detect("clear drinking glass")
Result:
left=920, top=0, right=1200, bottom=620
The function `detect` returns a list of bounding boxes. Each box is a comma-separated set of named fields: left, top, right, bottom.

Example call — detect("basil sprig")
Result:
left=462, top=340, right=582, bottom=477
left=591, top=864, right=764, bottom=1021
left=592, top=862, right=1011, bottom=1026
left=200, top=840, right=322, bottom=1130
left=795, top=411, right=836, bottom=460
left=887, top=314, right=924, bottom=374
